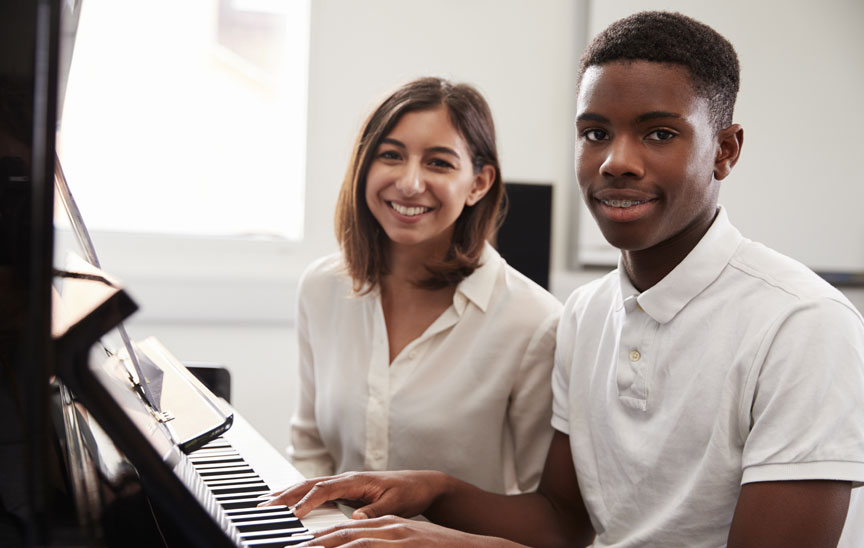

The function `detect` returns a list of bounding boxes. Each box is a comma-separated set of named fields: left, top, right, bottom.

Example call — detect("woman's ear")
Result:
left=466, top=164, right=496, bottom=206
left=714, top=124, right=744, bottom=181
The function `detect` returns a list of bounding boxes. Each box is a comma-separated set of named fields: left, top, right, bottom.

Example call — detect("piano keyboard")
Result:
left=181, top=412, right=348, bottom=547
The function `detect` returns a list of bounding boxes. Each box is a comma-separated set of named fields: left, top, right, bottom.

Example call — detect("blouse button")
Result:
left=629, top=349, right=642, bottom=362
left=408, top=351, right=416, bottom=359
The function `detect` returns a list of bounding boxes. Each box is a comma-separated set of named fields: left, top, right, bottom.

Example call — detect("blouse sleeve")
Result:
left=287, top=266, right=336, bottom=479
left=508, top=310, right=560, bottom=492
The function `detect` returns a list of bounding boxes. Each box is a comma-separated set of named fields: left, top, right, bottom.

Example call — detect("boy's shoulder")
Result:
left=729, top=238, right=860, bottom=316
left=560, top=268, right=620, bottom=318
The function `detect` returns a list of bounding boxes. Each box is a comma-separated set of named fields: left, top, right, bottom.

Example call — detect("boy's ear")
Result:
left=714, top=124, right=743, bottom=181
left=466, top=164, right=496, bottom=206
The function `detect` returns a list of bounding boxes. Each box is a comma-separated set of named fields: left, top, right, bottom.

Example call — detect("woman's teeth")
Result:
left=602, top=199, right=645, bottom=208
left=390, top=202, right=430, bottom=216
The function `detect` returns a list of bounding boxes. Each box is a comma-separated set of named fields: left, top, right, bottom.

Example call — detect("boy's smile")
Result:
left=575, top=60, right=741, bottom=289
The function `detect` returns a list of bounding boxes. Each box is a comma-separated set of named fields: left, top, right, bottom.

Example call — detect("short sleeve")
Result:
left=741, top=297, right=864, bottom=485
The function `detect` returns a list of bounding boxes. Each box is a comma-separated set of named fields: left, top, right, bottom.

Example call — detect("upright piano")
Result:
left=0, top=1, right=347, bottom=545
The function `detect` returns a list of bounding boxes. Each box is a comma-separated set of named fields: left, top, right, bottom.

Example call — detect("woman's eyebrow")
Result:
left=426, top=146, right=461, bottom=158
left=380, top=138, right=460, bottom=158
left=380, top=137, right=406, bottom=148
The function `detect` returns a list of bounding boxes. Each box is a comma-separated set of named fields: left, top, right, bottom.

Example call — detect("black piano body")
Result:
left=0, top=1, right=346, bottom=545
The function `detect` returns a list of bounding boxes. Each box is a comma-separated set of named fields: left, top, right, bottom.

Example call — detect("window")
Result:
left=54, top=0, right=313, bottom=323
left=57, top=0, right=309, bottom=240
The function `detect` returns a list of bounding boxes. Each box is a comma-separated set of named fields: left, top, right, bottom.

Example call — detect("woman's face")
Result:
left=364, top=106, right=493, bottom=255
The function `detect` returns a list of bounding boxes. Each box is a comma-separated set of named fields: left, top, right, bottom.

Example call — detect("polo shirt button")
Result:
left=629, top=349, right=642, bottom=362
left=408, top=351, right=416, bottom=359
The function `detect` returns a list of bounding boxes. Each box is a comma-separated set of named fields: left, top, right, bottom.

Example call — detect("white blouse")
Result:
left=288, top=243, right=562, bottom=494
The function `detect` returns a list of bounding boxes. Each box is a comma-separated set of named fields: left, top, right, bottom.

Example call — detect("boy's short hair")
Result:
left=579, top=11, right=740, bottom=131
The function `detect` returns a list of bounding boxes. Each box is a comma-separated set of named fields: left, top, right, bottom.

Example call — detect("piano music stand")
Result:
left=53, top=262, right=241, bottom=548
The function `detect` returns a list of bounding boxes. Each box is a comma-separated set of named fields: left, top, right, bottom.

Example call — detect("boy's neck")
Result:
left=621, top=207, right=719, bottom=292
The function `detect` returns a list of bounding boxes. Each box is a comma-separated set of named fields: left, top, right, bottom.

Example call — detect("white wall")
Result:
left=116, top=0, right=864, bottom=457
left=577, top=0, right=864, bottom=274
left=124, top=0, right=590, bottom=453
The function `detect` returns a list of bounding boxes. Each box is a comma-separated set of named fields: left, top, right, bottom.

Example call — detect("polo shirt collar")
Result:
left=618, top=206, right=743, bottom=324
left=454, top=241, right=500, bottom=315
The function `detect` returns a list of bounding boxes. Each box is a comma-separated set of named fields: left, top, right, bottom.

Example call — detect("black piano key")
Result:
left=206, top=478, right=263, bottom=488
left=234, top=517, right=303, bottom=533
left=211, top=484, right=269, bottom=496
left=198, top=465, right=254, bottom=475
left=189, top=455, right=244, bottom=465
left=185, top=437, right=333, bottom=545
left=203, top=471, right=258, bottom=479
left=230, top=510, right=297, bottom=523
left=215, top=492, right=271, bottom=502
left=239, top=526, right=308, bottom=539
left=220, top=497, right=276, bottom=510
left=223, top=505, right=292, bottom=518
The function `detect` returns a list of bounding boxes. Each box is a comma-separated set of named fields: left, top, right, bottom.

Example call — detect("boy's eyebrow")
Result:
left=575, top=111, right=684, bottom=124
left=575, top=112, right=609, bottom=124
left=635, top=111, right=682, bottom=123
left=380, top=137, right=461, bottom=158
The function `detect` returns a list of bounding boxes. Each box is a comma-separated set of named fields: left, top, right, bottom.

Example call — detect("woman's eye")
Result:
left=429, top=158, right=455, bottom=169
left=378, top=150, right=401, bottom=160
left=646, top=129, right=676, bottom=141
left=583, top=129, right=608, bottom=142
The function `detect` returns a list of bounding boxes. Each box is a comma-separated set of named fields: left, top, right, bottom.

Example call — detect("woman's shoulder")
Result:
left=476, top=247, right=562, bottom=322
left=298, top=252, right=350, bottom=295
left=497, top=262, right=562, bottom=312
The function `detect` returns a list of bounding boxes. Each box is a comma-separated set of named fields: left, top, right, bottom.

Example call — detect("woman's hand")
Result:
left=260, top=470, right=450, bottom=520
left=294, top=515, right=523, bottom=547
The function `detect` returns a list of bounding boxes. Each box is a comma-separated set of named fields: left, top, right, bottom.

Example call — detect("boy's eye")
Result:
left=583, top=129, right=608, bottom=142
left=646, top=129, right=676, bottom=141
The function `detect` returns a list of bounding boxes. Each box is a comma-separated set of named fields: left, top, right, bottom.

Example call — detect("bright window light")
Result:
left=56, top=0, right=309, bottom=240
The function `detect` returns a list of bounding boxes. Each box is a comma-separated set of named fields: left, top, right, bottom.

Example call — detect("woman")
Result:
left=289, top=77, right=561, bottom=494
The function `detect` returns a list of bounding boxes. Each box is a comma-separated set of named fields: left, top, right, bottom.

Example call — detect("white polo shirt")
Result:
left=290, top=242, right=562, bottom=494
left=553, top=207, right=864, bottom=547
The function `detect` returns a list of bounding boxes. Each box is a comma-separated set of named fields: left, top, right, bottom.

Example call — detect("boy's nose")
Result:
left=394, top=162, right=424, bottom=196
left=601, top=137, right=644, bottom=178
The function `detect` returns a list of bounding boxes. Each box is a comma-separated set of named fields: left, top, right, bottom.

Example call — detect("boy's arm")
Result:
left=425, top=430, right=595, bottom=548
left=727, top=480, right=851, bottom=548
left=267, top=431, right=594, bottom=548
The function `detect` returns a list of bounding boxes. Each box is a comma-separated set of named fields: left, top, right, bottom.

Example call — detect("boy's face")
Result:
left=575, top=60, right=727, bottom=255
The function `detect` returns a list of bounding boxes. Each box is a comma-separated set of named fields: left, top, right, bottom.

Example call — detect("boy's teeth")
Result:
left=603, top=199, right=644, bottom=208
left=391, top=202, right=429, bottom=216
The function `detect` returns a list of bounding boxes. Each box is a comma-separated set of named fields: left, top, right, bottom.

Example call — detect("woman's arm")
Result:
left=287, top=277, right=335, bottom=478
left=507, top=312, right=559, bottom=491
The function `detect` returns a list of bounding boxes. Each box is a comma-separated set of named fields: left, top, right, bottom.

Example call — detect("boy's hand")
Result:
left=260, top=470, right=450, bottom=520
left=293, top=515, right=524, bottom=547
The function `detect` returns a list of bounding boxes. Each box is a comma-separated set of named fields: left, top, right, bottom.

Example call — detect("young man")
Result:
left=264, top=11, right=864, bottom=547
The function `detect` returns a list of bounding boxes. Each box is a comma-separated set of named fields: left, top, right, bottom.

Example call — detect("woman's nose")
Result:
left=394, top=161, right=424, bottom=196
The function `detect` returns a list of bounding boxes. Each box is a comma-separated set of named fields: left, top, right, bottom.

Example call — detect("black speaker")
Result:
left=496, top=182, right=553, bottom=290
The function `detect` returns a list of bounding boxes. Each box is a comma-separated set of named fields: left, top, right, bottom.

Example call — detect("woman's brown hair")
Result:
left=334, top=77, right=506, bottom=293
